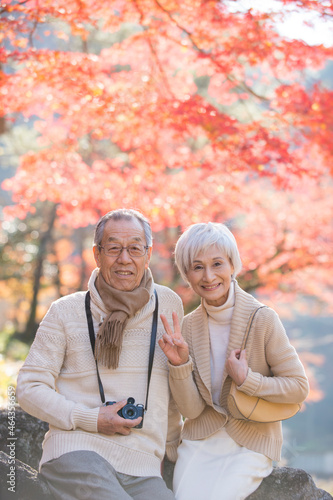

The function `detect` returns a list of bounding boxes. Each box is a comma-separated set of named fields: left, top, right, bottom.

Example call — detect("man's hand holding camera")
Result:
left=97, top=400, right=142, bottom=436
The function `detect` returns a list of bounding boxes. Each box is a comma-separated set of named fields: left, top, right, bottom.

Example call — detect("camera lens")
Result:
left=122, top=403, right=138, bottom=420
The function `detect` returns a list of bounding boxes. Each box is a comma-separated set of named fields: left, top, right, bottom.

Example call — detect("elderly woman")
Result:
left=159, top=222, right=309, bottom=500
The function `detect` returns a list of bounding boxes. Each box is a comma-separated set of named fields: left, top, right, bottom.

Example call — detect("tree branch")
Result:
left=28, top=0, right=40, bottom=48
left=153, top=0, right=270, bottom=101
left=132, top=0, right=176, bottom=98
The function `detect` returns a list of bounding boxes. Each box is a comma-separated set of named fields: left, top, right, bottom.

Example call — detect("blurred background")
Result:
left=0, top=0, right=332, bottom=493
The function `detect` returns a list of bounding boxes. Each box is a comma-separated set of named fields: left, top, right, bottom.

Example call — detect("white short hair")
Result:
left=94, top=208, right=152, bottom=247
left=175, top=222, right=242, bottom=283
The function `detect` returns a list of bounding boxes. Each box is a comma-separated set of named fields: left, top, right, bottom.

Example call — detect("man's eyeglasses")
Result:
left=98, top=244, right=149, bottom=258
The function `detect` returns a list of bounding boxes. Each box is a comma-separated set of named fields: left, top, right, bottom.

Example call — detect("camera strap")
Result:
left=85, top=290, right=106, bottom=404
left=85, top=289, right=159, bottom=411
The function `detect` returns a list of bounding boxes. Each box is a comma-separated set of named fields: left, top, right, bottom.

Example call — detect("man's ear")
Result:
left=145, top=246, right=152, bottom=268
left=93, top=245, right=101, bottom=267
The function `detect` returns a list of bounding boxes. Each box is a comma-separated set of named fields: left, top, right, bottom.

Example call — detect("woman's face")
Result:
left=186, top=245, right=234, bottom=307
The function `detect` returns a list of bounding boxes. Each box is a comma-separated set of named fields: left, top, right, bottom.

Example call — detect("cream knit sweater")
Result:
left=17, top=268, right=184, bottom=476
left=168, top=282, right=309, bottom=461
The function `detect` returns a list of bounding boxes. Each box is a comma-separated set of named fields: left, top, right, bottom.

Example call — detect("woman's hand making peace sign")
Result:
left=159, top=312, right=189, bottom=366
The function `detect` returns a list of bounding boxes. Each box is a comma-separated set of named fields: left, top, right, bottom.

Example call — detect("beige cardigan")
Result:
left=168, top=282, right=309, bottom=461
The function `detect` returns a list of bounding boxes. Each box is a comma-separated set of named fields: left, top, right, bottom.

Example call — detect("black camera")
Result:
left=105, top=397, right=144, bottom=429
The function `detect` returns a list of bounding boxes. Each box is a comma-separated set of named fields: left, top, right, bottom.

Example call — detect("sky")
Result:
left=224, top=0, right=333, bottom=46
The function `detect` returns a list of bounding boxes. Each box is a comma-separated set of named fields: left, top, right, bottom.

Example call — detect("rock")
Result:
left=246, top=466, right=332, bottom=500
left=0, top=408, right=332, bottom=499
left=0, top=406, right=48, bottom=470
left=162, top=456, right=175, bottom=490
left=0, top=451, right=52, bottom=500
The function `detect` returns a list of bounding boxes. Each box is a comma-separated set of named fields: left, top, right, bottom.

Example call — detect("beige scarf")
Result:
left=94, top=268, right=153, bottom=369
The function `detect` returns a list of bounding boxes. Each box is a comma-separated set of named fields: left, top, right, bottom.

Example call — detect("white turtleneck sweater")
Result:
left=204, top=282, right=235, bottom=405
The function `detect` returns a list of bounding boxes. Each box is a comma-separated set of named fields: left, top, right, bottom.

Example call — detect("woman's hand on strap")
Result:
left=159, top=312, right=189, bottom=366
left=225, top=349, right=248, bottom=386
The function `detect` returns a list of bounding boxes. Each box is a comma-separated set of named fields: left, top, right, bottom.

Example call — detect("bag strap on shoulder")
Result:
left=240, top=306, right=267, bottom=351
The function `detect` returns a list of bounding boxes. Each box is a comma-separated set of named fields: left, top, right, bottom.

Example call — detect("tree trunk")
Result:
left=24, top=203, right=58, bottom=342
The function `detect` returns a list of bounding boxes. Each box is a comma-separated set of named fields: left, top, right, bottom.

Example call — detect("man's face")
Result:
left=93, top=218, right=152, bottom=291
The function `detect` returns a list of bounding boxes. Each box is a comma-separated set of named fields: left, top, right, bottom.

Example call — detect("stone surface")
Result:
left=0, top=451, right=52, bottom=500
left=0, top=406, right=49, bottom=470
left=246, top=466, right=332, bottom=500
left=162, top=457, right=175, bottom=490
left=0, top=408, right=332, bottom=499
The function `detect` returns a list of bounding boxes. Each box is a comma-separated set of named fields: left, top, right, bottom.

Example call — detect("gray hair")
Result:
left=94, top=209, right=153, bottom=247
left=175, top=222, right=242, bottom=282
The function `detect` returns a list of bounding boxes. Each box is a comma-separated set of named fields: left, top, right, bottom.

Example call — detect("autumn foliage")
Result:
left=0, top=0, right=332, bottom=311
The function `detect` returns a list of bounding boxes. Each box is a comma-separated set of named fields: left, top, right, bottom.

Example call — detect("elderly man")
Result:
left=17, top=209, right=184, bottom=500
